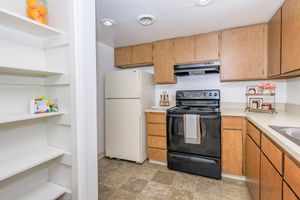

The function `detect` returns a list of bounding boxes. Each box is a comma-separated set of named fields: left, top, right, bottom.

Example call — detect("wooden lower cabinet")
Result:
left=148, top=148, right=167, bottom=161
left=284, top=155, right=300, bottom=198
left=246, top=135, right=261, bottom=200
left=221, top=117, right=245, bottom=176
left=283, top=182, right=298, bottom=200
left=222, top=129, right=243, bottom=175
left=146, top=112, right=167, bottom=162
left=261, top=153, right=282, bottom=200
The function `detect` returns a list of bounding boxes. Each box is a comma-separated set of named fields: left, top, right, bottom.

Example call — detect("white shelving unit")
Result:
left=0, top=64, right=65, bottom=77
left=0, top=112, right=65, bottom=125
left=15, top=182, right=67, bottom=200
left=0, top=1, right=74, bottom=199
left=0, top=8, right=64, bottom=37
left=0, top=147, right=64, bottom=181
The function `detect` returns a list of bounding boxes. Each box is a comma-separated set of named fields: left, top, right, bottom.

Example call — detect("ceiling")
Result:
left=97, top=0, right=284, bottom=48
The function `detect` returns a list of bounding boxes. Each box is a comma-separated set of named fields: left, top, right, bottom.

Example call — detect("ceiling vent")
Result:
left=137, top=14, right=156, bottom=26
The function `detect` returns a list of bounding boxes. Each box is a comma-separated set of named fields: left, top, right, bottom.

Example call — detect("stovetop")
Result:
left=167, top=90, right=221, bottom=115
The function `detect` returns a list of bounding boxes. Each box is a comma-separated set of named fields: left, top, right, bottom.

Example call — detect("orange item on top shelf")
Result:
left=26, top=0, right=48, bottom=25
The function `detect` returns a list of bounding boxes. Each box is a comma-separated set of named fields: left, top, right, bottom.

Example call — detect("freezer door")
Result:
left=105, top=69, right=140, bottom=99
left=105, top=99, right=142, bottom=162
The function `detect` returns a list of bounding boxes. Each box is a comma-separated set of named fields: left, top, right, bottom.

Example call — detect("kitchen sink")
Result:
left=270, top=126, right=300, bottom=145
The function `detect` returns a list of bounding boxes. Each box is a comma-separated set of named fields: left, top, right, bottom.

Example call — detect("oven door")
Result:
left=167, top=112, right=221, bottom=158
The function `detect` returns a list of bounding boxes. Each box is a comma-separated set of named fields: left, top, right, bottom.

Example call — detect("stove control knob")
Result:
left=214, top=93, right=218, bottom=96
left=209, top=93, right=212, bottom=96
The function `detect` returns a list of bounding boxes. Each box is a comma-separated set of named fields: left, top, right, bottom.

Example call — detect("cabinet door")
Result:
left=132, top=43, right=153, bottom=65
left=153, top=40, right=176, bottom=84
left=221, top=24, right=268, bottom=81
left=195, top=32, right=220, bottom=62
left=222, top=129, right=243, bottom=175
left=282, top=0, right=300, bottom=73
left=268, top=8, right=282, bottom=77
left=174, top=36, right=195, bottom=64
left=283, top=182, right=298, bottom=200
left=246, top=135, right=260, bottom=200
left=115, top=47, right=132, bottom=67
left=261, top=153, right=282, bottom=200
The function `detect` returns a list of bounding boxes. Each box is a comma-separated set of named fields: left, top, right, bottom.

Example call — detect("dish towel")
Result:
left=184, top=114, right=201, bottom=144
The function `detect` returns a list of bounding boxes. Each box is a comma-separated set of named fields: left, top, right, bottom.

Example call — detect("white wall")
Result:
left=142, top=68, right=287, bottom=106
left=286, top=77, right=300, bottom=105
left=96, top=42, right=115, bottom=154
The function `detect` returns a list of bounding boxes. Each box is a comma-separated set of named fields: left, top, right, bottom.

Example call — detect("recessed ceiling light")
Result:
left=137, top=14, right=156, bottom=26
left=194, top=0, right=214, bottom=6
left=100, top=18, right=116, bottom=27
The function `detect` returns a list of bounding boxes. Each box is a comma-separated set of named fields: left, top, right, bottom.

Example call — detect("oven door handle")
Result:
left=167, top=113, right=220, bottom=119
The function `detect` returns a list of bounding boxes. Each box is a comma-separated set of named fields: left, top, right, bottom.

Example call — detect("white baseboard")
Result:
left=222, top=173, right=246, bottom=181
left=97, top=152, right=105, bottom=160
left=149, top=159, right=167, bottom=166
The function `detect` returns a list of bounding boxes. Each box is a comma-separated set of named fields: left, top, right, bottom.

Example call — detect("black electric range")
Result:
left=167, top=90, right=221, bottom=179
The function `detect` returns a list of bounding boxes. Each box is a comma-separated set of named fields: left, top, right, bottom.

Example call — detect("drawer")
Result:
left=247, top=122, right=261, bottom=147
left=148, top=148, right=167, bottom=161
left=147, top=112, right=166, bottom=124
left=148, top=136, right=166, bottom=149
left=284, top=155, right=300, bottom=198
left=147, top=123, right=166, bottom=137
left=283, top=182, right=298, bottom=200
left=222, top=117, right=243, bottom=130
left=261, top=134, right=283, bottom=174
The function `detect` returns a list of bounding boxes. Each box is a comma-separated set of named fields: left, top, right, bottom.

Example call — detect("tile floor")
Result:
left=98, top=158, right=252, bottom=200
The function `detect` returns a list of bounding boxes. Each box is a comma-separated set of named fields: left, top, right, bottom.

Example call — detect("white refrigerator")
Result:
left=105, top=69, right=154, bottom=163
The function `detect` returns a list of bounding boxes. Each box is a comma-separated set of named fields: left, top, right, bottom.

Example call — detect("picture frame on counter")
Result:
left=246, top=85, right=261, bottom=95
left=250, top=98, right=263, bottom=109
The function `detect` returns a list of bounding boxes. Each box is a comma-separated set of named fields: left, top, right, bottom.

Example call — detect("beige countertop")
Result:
left=222, top=108, right=300, bottom=163
left=145, top=106, right=173, bottom=113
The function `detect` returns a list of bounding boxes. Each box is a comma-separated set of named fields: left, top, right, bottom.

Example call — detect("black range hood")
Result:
left=174, top=61, right=220, bottom=76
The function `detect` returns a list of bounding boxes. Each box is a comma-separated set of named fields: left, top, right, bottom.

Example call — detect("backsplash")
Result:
left=154, top=73, right=287, bottom=106
left=287, top=77, right=300, bottom=105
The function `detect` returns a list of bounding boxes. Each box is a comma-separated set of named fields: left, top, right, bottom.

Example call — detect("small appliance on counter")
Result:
left=167, top=90, right=221, bottom=179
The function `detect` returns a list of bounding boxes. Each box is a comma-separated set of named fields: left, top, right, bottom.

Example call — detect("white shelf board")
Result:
left=0, top=147, right=64, bottom=181
left=0, top=112, right=64, bottom=125
left=0, top=8, right=64, bottom=38
left=15, top=182, right=66, bottom=200
left=0, top=65, right=64, bottom=77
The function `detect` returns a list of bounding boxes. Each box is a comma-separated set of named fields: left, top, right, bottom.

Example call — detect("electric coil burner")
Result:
left=167, top=90, right=221, bottom=179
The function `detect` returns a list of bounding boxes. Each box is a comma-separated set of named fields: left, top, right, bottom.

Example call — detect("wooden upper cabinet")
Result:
left=153, top=40, right=176, bottom=84
left=261, top=153, right=282, bottom=200
left=195, top=32, right=220, bottom=62
left=115, top=43, right=153, bottom=67
left=132, top=43, right=153, bottom=65
left=246, top=135, right=260, bottom=200
left=115, top=47, right=132, bottom=67
left=221, top=24, right=268, bottom=81
left=174, top=36, right=195, bottom=64
left=282, top=0, right=300, bottom=74
left=268, top=8, right=282, bottom=77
